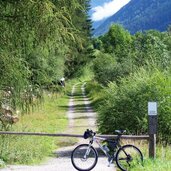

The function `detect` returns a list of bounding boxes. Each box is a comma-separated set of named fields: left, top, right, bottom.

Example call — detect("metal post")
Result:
left=149, top=133, right=156, bottom=158
left=148, top=102, right=157, bottom=158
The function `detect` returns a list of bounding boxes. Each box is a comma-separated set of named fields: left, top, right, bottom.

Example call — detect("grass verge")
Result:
left=0, top=91, right=69, bottom=166
left=131, top=144, right=171, bottom=171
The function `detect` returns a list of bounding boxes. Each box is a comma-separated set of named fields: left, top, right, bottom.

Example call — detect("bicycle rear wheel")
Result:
left=71, top=144, right=98, bottom=171
left=115, top=144, right=143, bottom=171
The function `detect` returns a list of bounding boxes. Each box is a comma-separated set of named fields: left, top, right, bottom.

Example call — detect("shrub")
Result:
left=93, top=52, right=116, bottom=85
left=98, top=69, right=171, bottom=143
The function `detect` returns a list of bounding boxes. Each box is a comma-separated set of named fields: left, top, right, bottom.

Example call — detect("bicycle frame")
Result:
left=86, top=135, right=121, bottom=166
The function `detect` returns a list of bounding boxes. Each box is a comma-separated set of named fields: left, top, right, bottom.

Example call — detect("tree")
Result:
left=0, top=0, right=92, bottom=114
left=102, top=24, right=132, bottom=62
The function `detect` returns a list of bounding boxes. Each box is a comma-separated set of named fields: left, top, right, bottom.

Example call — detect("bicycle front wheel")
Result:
left=115, top=144, right=143, bottom=171
left=71, top=144, right=98, bottom=171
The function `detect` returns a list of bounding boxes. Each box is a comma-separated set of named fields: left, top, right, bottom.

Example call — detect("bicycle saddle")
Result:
left=115, top=130, right=126, bottom=134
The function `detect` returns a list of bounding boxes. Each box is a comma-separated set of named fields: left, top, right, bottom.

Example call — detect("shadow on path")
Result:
left=54, top=147, right=107, bottom=159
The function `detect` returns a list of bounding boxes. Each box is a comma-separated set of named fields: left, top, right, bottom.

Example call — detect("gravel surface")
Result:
left=0, top=83, right=116, bottom=171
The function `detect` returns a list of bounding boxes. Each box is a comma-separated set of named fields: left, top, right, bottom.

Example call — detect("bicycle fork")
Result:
left=83, top=145, right=91, bottom=159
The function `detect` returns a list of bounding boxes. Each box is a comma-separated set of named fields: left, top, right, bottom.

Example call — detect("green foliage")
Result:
left=133, top=31, right=171, bottom=69
left=85, top=81, right=104, bottom=110
left=92, top=52, right=117, bottom=85
left=92, top=25, right=171, bottom=84
left=97, top=69, right=171, bottom=142
left=98, top=25, right=132, bottom=60
left=0, top=0, right=92, bottom=161
left=90, top=24, right=171, bottom=144
left=0, top=0, right=91, bottom=118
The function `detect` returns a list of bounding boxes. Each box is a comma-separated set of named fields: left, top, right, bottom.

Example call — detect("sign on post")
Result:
left=148, top=102, right=157, bottom=158
left=148, top=102, right=157, bottom=116
left=148, top=102, right=158, bottom=134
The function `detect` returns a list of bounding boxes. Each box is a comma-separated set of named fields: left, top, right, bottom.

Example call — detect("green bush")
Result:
left=92, top=52, right=116, bottom=85
left=97, top=69, right=171, bottom=143
left=85, top=81, right=105, bottom=110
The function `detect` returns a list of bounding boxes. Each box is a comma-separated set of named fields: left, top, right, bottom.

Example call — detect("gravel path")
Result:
left=0, top=83, right=116, bottom=171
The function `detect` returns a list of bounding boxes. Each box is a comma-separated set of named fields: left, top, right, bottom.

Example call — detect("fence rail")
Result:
left=98, top=134, right=149, bottom=140
left=0, top=131, right=153, bottom=157
left=0, top=131, right=149, bottom=140
left=0, top=131, right=83, bottom=138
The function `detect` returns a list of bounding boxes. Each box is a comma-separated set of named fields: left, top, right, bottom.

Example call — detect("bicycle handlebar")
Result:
left=83, top=129, right=126, bottom=139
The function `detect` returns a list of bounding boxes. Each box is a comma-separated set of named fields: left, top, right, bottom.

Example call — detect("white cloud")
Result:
left=91, top=0, right=131, bottom=21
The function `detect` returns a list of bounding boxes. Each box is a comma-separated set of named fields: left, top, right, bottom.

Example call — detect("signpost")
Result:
left=148, top=102, right=157, bottom=158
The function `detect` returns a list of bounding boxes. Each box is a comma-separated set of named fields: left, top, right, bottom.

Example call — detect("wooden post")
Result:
left=148, top=102, right=157, bottom=158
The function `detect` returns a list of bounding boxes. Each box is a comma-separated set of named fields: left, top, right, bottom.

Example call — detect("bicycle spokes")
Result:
left=116, top=145, right=143, bottom=171
left=71, top=144, right=98, bottom=171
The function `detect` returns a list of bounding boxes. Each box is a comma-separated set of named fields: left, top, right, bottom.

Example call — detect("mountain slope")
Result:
left=94, top=0, right=171, bottom=36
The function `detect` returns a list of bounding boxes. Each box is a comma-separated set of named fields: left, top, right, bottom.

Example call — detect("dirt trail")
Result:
left=0, top=83, right=116, bottom=171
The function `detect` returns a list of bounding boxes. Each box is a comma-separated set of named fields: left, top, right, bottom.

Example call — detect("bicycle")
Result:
left=71, top=129, right=143, bottom=171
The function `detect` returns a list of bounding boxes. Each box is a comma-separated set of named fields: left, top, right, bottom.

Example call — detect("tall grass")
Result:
left=0, top=91, right=69, bottom=166
left=131, top=144, right=171, bottom=171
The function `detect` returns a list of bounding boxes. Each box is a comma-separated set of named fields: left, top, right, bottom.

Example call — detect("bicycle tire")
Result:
left=115, top=144, right=143, bottom=171
left=71, top=144, right=98, bottom=171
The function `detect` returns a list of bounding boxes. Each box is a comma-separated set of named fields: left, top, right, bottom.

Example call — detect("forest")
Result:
left=0, top=0, right=171, bottom=169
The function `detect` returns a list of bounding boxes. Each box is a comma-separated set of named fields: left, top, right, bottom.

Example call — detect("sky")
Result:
left=91, top=0, right=131, bottom=21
